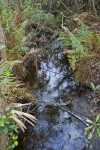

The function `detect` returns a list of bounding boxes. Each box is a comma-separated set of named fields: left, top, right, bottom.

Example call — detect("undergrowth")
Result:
left=0, top=61, right=13, bottom=97
left=0, top=1, right=28, bottom=60
left=61, top=21, right=100, bottom=84
left=0, top=0, right=56, bottom=60
left=0, top=60, right=35, bottom=149
left=24, top=0, right=55, bottom=27
left=0, top=108, right=19, bottom=150
left=0, top=60, right=19, bottom=150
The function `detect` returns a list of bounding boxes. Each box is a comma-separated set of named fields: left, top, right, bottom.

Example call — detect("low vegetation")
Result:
left=0, top=50, right=35, bottom=149
left=0, top=0, right=100, bottom=149
left=85, top=113, right=100, bottom=139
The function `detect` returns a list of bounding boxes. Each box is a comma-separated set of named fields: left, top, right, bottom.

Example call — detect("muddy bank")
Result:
left=73, top=95, right=100, bottom=150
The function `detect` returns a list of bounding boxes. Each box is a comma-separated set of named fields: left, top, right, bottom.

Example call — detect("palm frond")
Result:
left=7, top=103, right=36, bottom=132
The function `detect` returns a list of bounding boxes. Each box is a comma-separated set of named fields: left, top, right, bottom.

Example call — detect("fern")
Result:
left=0, top=5, right=28, bottom=59
left=0, top=1, right=55, bottom=59
left=62, top=22, right=100, bottom=71
left=68, top=32, right=85, bottom=54
left=0, top=61, right=13, bottom=97
left=0, top=1, right=12, bottom=30
left=62, top=26, right=86, bottom=70
left=77, top=23, right=93, bottom=53
left=61, top=32, right=71, bottom=48
left=78, top=23, right=92, bottom=41
left=61, top=22, right=100, bottom=84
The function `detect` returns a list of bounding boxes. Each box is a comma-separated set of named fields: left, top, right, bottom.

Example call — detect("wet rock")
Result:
left=45, top=40, right=62, bottom=51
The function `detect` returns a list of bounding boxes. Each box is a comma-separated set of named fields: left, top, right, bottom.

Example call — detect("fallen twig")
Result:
left=61, top=107, right=89, bottom=127
left=35, top=99, right=89, bottom=127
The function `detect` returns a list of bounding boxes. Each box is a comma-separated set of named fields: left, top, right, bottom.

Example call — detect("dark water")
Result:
left=15, top=41, right=96, bottom=150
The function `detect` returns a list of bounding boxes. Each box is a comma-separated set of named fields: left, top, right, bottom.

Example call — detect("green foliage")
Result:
left=0, top=0, right=56, bottom=59
left=61, top=22, right=100, bottom=83
left=0, top=61, right=13, bottom=97
left=85, top=114, right=100, bottom=139
left=90, top=82, right=100, bottom=92
left=0, top=0, right=12, bottom=30
left=24, top=0, right=55, bottom=27
left=61, top=23, right=95, bottom=69
left=61, top=24, right=87, bottom=70
left=0, top=2, right=28, bottom=59
left=5, top=9, right=27, bottom=59
left=61, top=32, right=71, bottom=49
left=0, top=108, right=19, bottom=150
left=0, top=62, right=19, bottom=149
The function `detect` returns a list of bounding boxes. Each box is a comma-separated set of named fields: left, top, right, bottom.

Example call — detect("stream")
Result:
left=15, top=41, right=99, bottom=150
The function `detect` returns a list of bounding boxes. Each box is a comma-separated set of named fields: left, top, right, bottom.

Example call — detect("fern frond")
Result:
left=0, top=61, right=14, bottom=96
left=70, top=32, right=85, bottom=55
left=78, top=23, right=92, bottom=40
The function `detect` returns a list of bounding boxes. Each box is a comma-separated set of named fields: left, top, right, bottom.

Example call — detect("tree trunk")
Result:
left=0, top=22, right=6, bottom=60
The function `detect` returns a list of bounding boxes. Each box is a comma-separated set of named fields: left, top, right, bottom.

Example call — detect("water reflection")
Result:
left=15, top=42, right=94, bottom=150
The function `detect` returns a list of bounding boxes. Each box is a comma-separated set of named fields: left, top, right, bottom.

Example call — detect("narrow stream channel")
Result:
left=15, top=41, right=96, bottom=150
